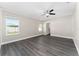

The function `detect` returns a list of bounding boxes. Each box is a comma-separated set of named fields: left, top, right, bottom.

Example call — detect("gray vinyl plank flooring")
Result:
left=1, top=35, right=78, bottom=56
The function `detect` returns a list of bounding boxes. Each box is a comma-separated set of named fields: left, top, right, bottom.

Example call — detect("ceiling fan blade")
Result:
left=49, top=9, right=54, bottom=12
left=49, top=13, right=55, bottom=15
left=41, top=13, right=46, bottom=16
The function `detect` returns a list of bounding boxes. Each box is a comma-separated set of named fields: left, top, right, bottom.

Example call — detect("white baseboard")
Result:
left=1, top=34, right=42, bottom=45
left=51, top=34, right=74, bottom=39
left=73, top=39, right=79, bottom=55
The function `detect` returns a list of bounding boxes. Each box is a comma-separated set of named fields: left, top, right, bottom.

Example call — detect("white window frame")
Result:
left=5, top=16, right=20, bottom=36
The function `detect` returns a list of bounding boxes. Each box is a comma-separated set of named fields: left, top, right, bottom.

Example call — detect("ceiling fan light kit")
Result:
left=42, top=9, right=55, bottom=17
left=46, top=14, right=49, bottom=17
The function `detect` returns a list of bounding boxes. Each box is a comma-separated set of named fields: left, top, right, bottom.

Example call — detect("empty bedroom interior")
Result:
left=0, top=2, right=79, bottom=56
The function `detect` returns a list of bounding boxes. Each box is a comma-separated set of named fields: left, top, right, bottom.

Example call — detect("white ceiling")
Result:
left=0, top=2, right=76, bottom=21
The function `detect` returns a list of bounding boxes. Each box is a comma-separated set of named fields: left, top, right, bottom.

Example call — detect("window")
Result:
left=38, top=24, right=42, bottom=32
left=6, top=17, right=20, bottom=35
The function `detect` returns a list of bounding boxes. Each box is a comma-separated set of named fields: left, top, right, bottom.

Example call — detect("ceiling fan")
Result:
left=42, top=9, right=55, bottom=17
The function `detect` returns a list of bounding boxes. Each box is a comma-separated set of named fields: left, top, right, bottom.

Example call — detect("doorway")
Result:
left=43, top=23, right=50, bottom=35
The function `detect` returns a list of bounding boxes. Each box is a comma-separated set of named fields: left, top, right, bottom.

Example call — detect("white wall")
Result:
left=50, top=16, right=74, bottom=38
left=73, top=3, right=79, bottom=54
left=0, top=8, right=2, bottom=49
left=2, top=11, right=43, bottom=45
left=43, top=16, right=74, bottom=39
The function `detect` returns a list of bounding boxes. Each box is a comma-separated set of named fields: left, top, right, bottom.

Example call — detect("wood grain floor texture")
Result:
left=1, top=35, right=78, bottom=56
